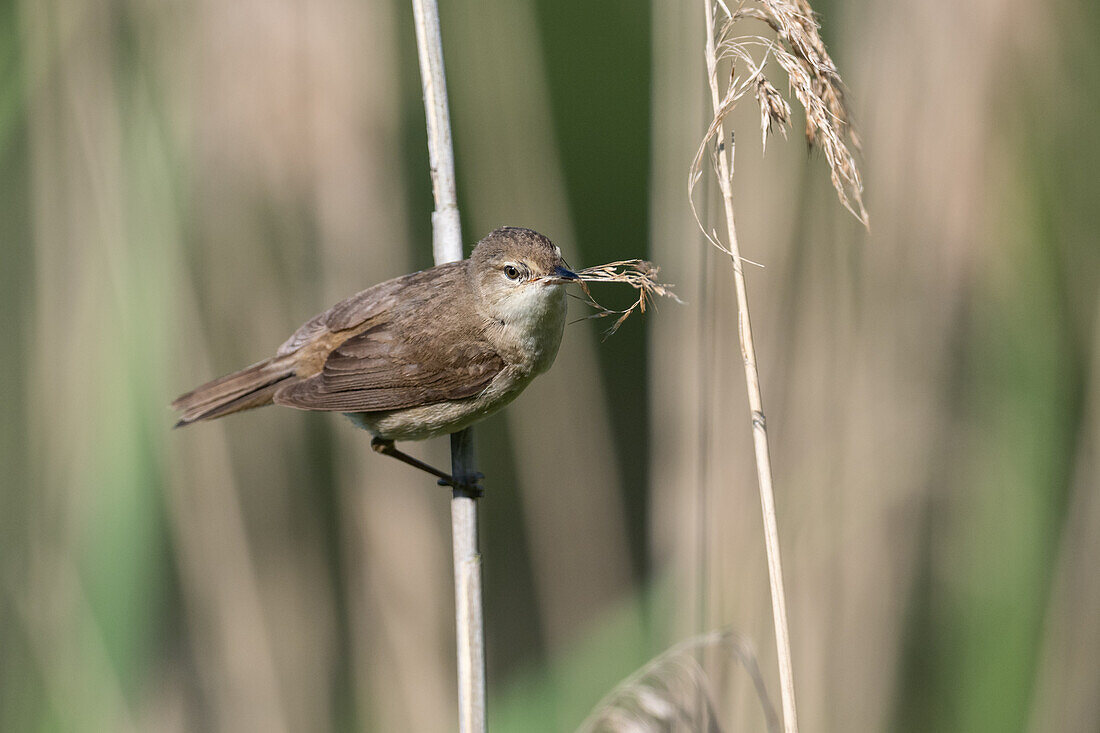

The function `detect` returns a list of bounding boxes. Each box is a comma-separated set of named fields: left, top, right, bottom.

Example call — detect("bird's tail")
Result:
left=172, top=357, right=297, bottom=427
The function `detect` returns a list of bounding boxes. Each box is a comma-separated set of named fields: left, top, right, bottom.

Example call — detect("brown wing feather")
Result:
left=275, top=262, right=464, bottom=356
left=273, top=262, right=504, bottom=412
left=175, top=261, right=484, bottom=423
left=273, top=325, right=503, bottom=412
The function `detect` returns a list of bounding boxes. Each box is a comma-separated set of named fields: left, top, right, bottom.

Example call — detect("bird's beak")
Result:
left=544, top=265, right=579, bottom=284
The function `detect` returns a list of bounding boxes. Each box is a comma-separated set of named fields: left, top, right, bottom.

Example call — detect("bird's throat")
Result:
left=495, top=284, right=567, bottom=375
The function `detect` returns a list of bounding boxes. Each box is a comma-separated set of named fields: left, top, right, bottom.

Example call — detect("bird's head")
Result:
left=468, top=227, right=577, bottom=330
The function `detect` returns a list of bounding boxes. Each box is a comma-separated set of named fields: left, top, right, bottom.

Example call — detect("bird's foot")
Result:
left=371, top=437, right=484, bottom=497
left=438, top=472, right=485, bottom=499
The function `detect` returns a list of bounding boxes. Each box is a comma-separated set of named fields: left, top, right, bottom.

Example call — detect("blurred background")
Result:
left=1, top=0, right=1097, bottom=730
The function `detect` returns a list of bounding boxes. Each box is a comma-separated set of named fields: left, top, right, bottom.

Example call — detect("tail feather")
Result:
left=172, top=358, right=296, bottom=426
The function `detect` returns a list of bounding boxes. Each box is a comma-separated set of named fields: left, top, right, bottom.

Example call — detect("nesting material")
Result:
left=568, top=259, right=681, bottom=337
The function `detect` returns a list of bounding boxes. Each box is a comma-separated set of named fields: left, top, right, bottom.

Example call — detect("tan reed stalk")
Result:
left=691, top=2, right=868, bottom=732
left=701, top=8, right=798, bottom=729
left=701, top=13, right=799, bottom=728
left=409, top=0, right=486, bottom=730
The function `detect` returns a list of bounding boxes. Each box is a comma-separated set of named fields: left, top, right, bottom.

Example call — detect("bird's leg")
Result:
left=370, top=437, right=483, bottom=496
left=371, top=437, right=451, bottom=482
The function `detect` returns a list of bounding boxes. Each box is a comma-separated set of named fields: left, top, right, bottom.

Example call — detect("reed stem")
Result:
left=701, top=2, right=799, bottom=732
left=410, top=0, right=486, bottom=730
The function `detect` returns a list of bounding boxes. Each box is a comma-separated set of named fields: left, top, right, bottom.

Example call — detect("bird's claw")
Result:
left=440, top=472, right=485, bottom=498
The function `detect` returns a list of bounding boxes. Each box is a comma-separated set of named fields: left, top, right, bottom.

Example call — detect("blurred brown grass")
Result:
left=2, top=0, right=1098, bottom=731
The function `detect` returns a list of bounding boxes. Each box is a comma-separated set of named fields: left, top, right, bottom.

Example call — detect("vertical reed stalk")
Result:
left=410, top=0, right=486, bottom=730
left=700, top=3, right=799, bottom=732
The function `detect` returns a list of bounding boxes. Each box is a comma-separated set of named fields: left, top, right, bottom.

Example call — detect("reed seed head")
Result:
left=690, top=0, right=869, bottom=236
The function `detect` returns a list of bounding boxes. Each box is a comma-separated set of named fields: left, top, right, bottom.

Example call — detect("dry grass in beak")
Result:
left=568, top=259, right=682, bottom=337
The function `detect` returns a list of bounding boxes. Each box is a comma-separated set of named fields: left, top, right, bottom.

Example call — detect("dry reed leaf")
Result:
left=577, top=630, right=779, bottom=733
left=566, top=259, right=682, bottom=338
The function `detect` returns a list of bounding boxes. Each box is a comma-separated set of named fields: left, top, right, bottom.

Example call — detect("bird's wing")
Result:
left=272, top=320, right=505, bottom=413
left=275, top=262, right=466, bottom=356
left=272, top=260, right=500, bottom=412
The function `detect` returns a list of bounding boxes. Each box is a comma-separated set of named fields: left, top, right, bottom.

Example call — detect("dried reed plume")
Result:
left=567, top=260, right=682, bottom=337
left=689, top=3, right=867, bottom=733
left=577, top=631, right=779, bottom=733
left=690, top=0, right=868, bottom=232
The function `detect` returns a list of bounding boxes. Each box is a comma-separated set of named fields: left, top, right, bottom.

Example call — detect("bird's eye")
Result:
left=503, top=265, right=521, bottom=281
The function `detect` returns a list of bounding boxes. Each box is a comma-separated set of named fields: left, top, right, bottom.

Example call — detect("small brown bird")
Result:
left=172, top=227, right=577, bottom=489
